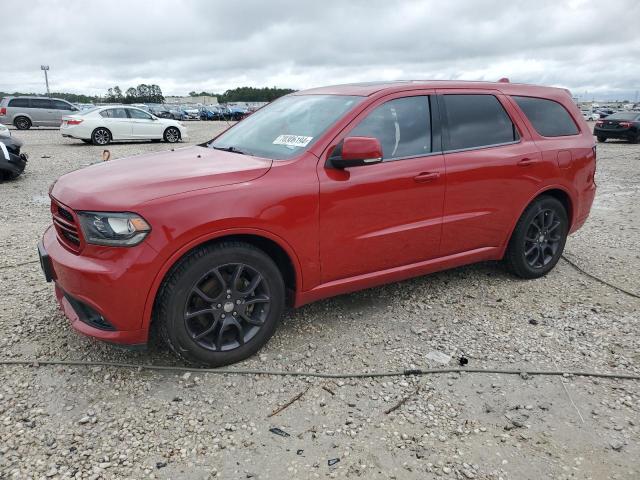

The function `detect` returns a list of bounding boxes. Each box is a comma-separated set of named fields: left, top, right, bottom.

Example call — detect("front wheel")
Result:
left=155, top=242, right=285, bottom=366
left=164, top=127, right=181, bottom=143
left=504, top=196, right=568, bottom=279
left=597, top=136, right=607, bottom=143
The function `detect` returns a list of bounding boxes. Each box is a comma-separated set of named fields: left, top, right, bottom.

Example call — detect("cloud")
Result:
left=1, top=0, right=639, bottom=99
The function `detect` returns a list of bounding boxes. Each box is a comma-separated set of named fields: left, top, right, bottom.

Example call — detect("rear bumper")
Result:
left=593, top=127, right=636, bottom=139
left=40, top=226, right=156, bottom=345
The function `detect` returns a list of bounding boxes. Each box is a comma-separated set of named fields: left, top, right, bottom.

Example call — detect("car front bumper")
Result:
left=39, top=226, right=158, bottom=346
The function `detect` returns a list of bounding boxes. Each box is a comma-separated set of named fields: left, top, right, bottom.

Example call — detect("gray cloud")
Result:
left=1, top=0, right=639, bottom=99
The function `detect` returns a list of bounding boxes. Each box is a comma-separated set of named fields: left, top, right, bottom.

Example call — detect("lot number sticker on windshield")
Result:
left=273, top=135, right=313, bottom=148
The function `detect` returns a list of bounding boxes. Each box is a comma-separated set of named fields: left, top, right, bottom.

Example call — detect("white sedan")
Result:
left=60, top=106, right=188, bottom=145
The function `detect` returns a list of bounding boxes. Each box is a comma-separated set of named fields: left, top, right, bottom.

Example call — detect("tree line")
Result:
left=1, top=85, right=295, bottom=105
left=189, top=87, right=296, bottom=103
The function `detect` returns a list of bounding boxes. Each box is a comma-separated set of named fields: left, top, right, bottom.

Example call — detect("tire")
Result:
left=14, top=116, right=31, bottom=130
left=504, top=196, right=568, bottom=279
left=155, top=241, right=285, bottom=366
left=629, top=134, right=639, bottom=144
left=597, top=136, right=607, bottom=143
left=164, top=127, right=181, bottom=143
left=91, top=128, right=111, bottom=145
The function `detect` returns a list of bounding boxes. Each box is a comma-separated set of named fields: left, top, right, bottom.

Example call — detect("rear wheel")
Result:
left=597, top=136, right=607, bottom=143
left=92, top=128, right=111, bottom=145
left=14, top=117, right=31, bottom=130
left=156, top=242, right=285, bottom=366
left=164, top=127, right=180, bottom=143
left=504, top=196, right=568, bottom=279
left=629, top=134, right=639, bottom=144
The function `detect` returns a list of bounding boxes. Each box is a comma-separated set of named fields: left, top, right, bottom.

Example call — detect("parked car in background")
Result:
left=0, top=135, right=28, bottom=181
left=581, top=111, right=599, bottom=121
left=595, top=108, right=614, bottom=119
left=200, top=106, right=223, bottom=120
left=148, top=106, right=173, bottom=119
left=594, top=111, right=640, bottom=143
left=39, top=81, right=596, bottom=366
left=0, top=123, right=10, bottom=138
left=0, top=96, right=80, bottom=129
left=60, top=106, right=188, bottom=145
left=183, top=107, right=201, bottom=120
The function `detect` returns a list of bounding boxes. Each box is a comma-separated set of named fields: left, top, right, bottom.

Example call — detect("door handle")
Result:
left=517, top=158, right=537, bottom=166
left=413, top=172, right=440, bottom=183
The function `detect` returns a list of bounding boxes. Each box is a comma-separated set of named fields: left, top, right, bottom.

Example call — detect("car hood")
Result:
left=51, top=146, right=272, bottom=210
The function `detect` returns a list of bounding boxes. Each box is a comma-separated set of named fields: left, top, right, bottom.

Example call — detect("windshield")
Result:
left=210, top=94, right=363, bottom=159
left=606, top=112, right=639, bottom=121
left=78, top=107, right=101, bottom=115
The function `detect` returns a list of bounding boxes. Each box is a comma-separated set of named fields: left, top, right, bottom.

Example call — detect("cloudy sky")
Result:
left=2, top=0, right=639, bottom=100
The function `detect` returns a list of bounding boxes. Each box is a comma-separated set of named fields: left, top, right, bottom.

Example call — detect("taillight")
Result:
left=66, top=119, right=83, bottom=125
left=619, top=122, right=632, bottom=128
left=0, top=107, right=6, bottom=115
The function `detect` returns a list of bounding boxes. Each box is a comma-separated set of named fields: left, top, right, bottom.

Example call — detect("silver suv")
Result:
left=0, top=96, right=80, bottom=130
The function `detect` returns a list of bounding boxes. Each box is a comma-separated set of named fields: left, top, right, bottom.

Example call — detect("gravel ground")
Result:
left=0, top=121, right=638, bottom=480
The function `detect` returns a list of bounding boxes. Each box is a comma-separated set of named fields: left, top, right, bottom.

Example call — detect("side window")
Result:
left=100, top=108, right=127, bottom=119
left=443, top=94, right=519, bottom=151
left=127, top=108, right=152, bottom=120
left=349, top=96, right=432, bottom=160
left=52, top=100, right=72, bottom=110
left=31, top=99, right=52, bottom=109
left=513, top=96, right=579, bottom=137
left=8, top=98, right=30, bottom=108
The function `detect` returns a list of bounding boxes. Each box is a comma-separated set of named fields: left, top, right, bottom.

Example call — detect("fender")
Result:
left=139, top=226, right=305, bottom=335
left=498, top=183, right=576, bottom=258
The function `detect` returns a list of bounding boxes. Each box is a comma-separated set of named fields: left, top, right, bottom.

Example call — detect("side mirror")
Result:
left=329, top=136, right=383, bottom=169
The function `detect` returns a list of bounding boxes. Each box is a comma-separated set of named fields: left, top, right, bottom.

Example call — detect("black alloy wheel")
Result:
left=184, top=263, right=271, bottom=352
left=156, top=242, right=285, bottom=366
left=505, top=195, right=568, bottom=279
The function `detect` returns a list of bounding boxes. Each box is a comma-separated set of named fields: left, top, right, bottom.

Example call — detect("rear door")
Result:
left=437, top=90, right=546, bottom=256
left=100, top=107, right=132, bottom=139
left=29, top=98, right=56, bottom=126
left=317, top=91, right=445, bottom=282
left=127, top=108, right=163, bottom=139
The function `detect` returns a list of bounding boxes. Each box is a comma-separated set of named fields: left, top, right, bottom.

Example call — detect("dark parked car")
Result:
left=0, top=136, right=28, bottom=181
left=148, top=106, right=173, bottom=119
left=594, top=112, right=640, bottom=143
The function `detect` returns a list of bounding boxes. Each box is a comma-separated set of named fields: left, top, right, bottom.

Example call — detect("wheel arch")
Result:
left=13, top=115, right=32, bottom=128
left=501, top=186, right=575, bottom=257
left=143, top=229, right=302, bottom=336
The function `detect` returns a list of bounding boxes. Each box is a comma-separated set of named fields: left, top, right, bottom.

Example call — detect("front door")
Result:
left=317, top=93, right=445, bottom=283
left=127, top=108, right=163, bottom=139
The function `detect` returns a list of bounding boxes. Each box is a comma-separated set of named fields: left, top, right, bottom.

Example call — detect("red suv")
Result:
left=38, top=81, right=596, bottom=366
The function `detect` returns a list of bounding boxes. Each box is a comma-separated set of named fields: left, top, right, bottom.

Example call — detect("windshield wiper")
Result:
left=212, top=145, right=247, bottom=155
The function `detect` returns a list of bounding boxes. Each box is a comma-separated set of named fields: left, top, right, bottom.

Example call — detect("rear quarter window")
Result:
left=8, top=98, right=30, bottom=108
left=513, top=96, right=579, bottom=137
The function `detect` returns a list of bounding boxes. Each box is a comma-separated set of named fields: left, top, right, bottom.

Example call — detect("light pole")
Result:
left=40, top=65, right=50, bottom=96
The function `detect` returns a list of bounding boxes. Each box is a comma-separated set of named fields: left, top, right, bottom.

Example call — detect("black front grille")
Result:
left=51, top=199, right=82, bottom=252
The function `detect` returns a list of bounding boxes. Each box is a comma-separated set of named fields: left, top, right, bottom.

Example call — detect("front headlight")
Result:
left=77, top=212, right=151, bottom=246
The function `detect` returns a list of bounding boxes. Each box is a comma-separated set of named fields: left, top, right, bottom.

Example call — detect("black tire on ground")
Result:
left=14, top=116, right=31, bottom=130
left=155, top=241, right=285, bottom=366
left=163, top=127, right=181, bottom=143
left=629, top=134, right=639, bottom=144
left=597, top=136, right=607, bottom=143
left=504, top=195, right=568, bottom=279
left=91, top=128, right=111, bottom=145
